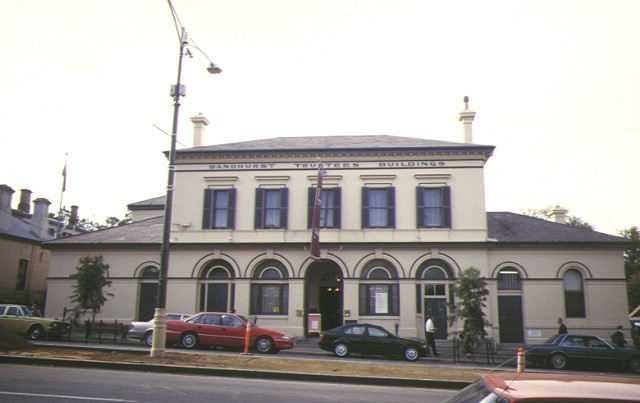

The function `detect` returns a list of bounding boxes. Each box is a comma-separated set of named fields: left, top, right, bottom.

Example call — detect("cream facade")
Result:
left=44, top=112, right=631, bottom=344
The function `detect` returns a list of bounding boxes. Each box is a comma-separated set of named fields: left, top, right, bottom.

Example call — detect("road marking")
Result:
left=0, top=391, right=136, bottom=401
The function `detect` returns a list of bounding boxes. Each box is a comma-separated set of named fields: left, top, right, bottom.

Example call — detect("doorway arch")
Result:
left=304, top=260, right=343, bottom=336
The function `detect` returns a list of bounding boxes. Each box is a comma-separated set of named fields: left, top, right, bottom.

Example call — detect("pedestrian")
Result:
left=30, top=301, right=42, bottom=317
left=611, top=325, right=627, bottom=348
left=557, top=318, right=568, bottom=334
left=425, top=314, right=440, bottom=357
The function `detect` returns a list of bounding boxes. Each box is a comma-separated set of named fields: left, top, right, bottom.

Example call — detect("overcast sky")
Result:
left=1, top=0, right=638, bottom=235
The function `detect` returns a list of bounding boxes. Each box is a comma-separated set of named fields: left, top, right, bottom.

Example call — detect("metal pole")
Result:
left=150, top=26, right=186, bottom=358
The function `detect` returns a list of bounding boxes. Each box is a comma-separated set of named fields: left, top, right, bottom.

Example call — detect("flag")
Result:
left=61, top=161, right=67, bottom=192
left=310, top=163, right=323, bottom=259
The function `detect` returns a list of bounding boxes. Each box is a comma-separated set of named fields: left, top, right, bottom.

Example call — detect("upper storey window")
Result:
left=416, top=186, right=451, bottom=228
left=362, top=187, right=395, bottom=229
left=307, top=187, right=341, bottom=229
left=255, top=188, right=289, bottom=229
left=202, top=189, right=236, bottom=229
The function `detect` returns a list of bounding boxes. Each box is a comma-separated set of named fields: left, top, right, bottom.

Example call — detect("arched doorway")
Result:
left=305, top=260, right=343, bottom=336
left=497, top=267, right=524, bottom=343
left=137, top=266, right=159, bottom=321
left=416, top=259, right=455, bottom=340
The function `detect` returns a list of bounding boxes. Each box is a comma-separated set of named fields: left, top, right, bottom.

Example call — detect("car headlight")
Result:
left=280, top=334, right=293, bottom=341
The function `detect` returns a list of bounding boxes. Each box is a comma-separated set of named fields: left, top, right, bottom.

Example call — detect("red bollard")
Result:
left=517, top=347, right=525, bottom=373
left=241, top=319, right=252, bottom=355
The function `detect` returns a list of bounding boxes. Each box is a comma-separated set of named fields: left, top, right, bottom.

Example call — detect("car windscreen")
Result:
left=443, top=379, right=504, bottom=403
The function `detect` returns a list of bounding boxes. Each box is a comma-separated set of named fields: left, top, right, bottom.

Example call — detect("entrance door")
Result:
left=137, top=283, right=158, bottom=321
left=319, top=286, right=342, bottom=330
left=424, top=299, right=448, bottom=339
left=498, top=295, right=524, bottom=343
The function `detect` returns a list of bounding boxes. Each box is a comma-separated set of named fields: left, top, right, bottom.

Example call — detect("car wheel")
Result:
left=550, top=353, right=567, bottom=370
left=403, top=346, right=420, bottom=362
left=255, top=336, right=274, bottom=354
left=144, top=331, right=153, bottom=347
left=629, top=357, right=640, bottom=374
left=333, top=342, right=350, bottom=358
left=26, top=325, right=45, bottom=341
left=181, top=333, right=199, bottom=349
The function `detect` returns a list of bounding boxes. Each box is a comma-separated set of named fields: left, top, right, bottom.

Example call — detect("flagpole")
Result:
left=57, top=154, right=68, bottom=238
left=310, top=162, right=323, bottom=259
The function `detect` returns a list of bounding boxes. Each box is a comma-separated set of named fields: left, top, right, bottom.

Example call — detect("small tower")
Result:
left=457, top=96, right=476, bottom=144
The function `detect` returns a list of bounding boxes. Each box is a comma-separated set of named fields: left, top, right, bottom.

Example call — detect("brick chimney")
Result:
left=0, top=184, right=15, bottom=231
left=190, top=113, right=209, bottom=147
left=457, top=96, right=476, bottom=144
left=32, top=198, right=52, bottom=239
left=18, top=189, right=32, bottom=213
left=69, top=205, right=79, bottom=226
left=550, top=205, right=568, bottom=224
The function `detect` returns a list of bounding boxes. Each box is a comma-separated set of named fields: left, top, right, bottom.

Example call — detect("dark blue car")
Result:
left=526, top=333, right=640, bottom=373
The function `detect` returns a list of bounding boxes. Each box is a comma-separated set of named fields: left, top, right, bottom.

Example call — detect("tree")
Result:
left=448, top=267, right=491, bottom=356
left=619, top=226, right=640, bottom=311
left=521, top=206, right=595, bottom=231
left=69, top=255, right=113, bottom=322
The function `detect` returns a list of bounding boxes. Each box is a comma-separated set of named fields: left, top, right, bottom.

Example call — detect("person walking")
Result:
left=611, top=325, right=627, bottom=348
left=425, top=314, right=440, bottom=357
left=557, top=318, right=568, bottom=334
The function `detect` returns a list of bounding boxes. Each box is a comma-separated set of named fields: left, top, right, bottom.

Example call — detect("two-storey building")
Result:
left=44, top=106, right=630, bottom=343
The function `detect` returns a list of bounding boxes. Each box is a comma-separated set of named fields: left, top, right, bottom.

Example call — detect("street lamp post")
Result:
left=150, top=27, right=221, bottom=358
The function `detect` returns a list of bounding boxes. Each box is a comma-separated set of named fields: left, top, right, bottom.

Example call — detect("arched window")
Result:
left=359, top=260, right=399, bottom=316
left=199, top=260, right=234, bottom=313
left=251, top=260, right=289, bottom=315
left=564, top=269, right=585, bottom=318
left=498, top=268, right=521, bottom=290
left=140, top=266, right=159, bottom=279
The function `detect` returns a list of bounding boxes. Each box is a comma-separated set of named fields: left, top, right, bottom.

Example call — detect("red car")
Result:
left=165, top=312, right=294, bottom=354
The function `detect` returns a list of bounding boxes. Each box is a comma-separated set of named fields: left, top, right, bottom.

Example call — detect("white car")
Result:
left=127, top=313, right=191, bottom=347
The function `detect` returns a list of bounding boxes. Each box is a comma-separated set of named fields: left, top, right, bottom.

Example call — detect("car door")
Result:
left=343, top=324, right=368, bottom=353
left=584, top=336, right=620, bottom=370
left=2, top=306, right=29, bottom=334
left=559, top=336, right=590, bottom=367
left=191, top=313, right=223, bottom=346
left=364, top=325, right=398, bottom=357
left=217, top=314, right=246, bottom=347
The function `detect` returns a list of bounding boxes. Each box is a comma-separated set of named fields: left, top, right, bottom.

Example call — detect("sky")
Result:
left=1, top=0, right=638, bottom=236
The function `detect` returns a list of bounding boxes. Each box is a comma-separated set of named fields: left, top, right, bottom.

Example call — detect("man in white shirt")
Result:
left=425, top=314, right=440, bottom=357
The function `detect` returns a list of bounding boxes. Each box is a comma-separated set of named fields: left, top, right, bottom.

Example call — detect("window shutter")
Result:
left=359, top=284, right=367, bottom=314
left=227, top=188, right=236, bottom=229
left=307, top=187, right=315, bottom=229
left=280, top=188, right=289, bottom=228
left=387, top=187, right=396, bottom=228
left=333, top=187, right=342, bottom=229
left=416, top=187, right=424, bottom=228
left=254, top=189, right=264, bottom=229
left=202, top=189, right=214, bottom=229
left=442, top=186, right=452, bottom=228
left=361, top=187, right=369, bottom=228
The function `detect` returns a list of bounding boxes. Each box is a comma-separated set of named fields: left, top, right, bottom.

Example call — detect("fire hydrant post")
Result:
left=241, top=319, right=252, bottom=355
left=517, top=347, right=525, bottom=373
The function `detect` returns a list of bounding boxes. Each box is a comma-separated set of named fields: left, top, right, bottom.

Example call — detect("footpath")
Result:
left=0, top=327, right=522, bottom=390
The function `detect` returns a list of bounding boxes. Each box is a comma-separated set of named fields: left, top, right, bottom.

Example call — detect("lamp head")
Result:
left=206, top=63, right=222, bottom=74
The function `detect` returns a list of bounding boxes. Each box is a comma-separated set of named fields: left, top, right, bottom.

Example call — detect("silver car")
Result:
left=127, top=313, right=191, bottom=347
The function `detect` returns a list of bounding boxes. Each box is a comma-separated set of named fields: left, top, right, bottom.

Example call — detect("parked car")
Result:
left=318, top=323, right=429, bottom=362
left=0, top=304, right=69, bottom=341
left=127, top=313, right=192, bottom=347
left=526, top=333, right=640, bottom=373
left=165, top=312, right=294, bottom=354
left=444, top=372, right=640, bottom=402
